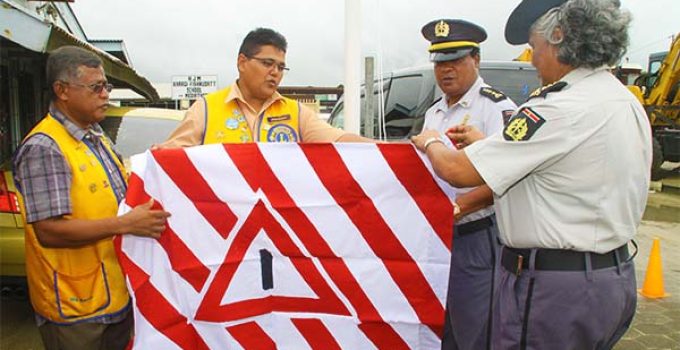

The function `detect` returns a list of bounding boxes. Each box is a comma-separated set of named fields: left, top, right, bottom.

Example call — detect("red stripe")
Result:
left=360, top=322, right=424, bottom=349
left=377, top=144, right=454, bottom=250
left=151, top=148, right=237, bottom=239
left=126, top=174, right=210, bottom=292
left=157, top=225, right=210, bottom=292
left=226, top=322, right=276, bottom=350
left=523, top=108, right=540, bottom=122
left=124, top=173, right=151, bottom=208
left=115, top=238, right=210, bottom=350
left=224, top=143, right=410, bottom=348
left=302, top=144, right=444, bottom=336
left=291, top=318, right=341, bottom=350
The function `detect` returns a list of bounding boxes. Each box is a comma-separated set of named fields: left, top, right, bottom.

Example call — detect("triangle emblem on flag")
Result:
left=195, top=200, right=351, bottom=322
left=220, top=228, right=318, bottom=304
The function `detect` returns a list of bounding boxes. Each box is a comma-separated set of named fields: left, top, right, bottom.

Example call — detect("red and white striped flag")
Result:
left=117, top=143, right=455, bottom=350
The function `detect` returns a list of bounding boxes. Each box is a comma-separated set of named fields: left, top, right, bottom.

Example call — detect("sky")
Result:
left=71, top=0, right=679, bottom=88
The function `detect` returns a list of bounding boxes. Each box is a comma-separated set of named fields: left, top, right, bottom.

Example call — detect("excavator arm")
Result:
left=644, top=33, right=680, bottom=127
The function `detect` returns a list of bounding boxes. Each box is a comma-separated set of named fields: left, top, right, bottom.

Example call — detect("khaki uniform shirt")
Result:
left=465, top=67, right=651, bottom=253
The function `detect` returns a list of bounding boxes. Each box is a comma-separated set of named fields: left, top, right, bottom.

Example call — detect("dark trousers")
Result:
left=38, top=311, right=133, bottom=350
left=441, top=216, right=500, bottom=350
left=494, top=248, right=637, bottom=350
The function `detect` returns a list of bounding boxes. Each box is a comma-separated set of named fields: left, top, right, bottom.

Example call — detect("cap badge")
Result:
left=435, top=20, right=450, bottom=37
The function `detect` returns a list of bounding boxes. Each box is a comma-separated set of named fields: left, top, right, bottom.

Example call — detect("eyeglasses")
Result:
left=247, top=56, right=290, bottom=73
left=63, top=81, right=114, bottom=94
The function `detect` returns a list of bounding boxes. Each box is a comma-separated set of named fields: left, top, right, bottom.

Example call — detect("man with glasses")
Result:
left=161, top=27, right=368, bottom=147
left=13, top=46, right=170, bottom=350
left=420, top=19, right=517, bottom=350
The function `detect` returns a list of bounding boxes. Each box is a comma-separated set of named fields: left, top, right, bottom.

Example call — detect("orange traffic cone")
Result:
left=639, top=237, right=670, bottom=299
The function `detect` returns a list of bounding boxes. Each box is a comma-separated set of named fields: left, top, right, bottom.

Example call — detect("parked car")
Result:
left=0, top=106, right=185, bottom=286
left=328, top=61, right=541, bottom=140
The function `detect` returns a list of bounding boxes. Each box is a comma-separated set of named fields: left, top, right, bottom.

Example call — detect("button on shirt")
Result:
left=424, top=76, right=517, bottom=224
left=464, top=67, right=652, bottom=253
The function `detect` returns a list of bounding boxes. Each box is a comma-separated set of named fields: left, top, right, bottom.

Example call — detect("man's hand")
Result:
left=411, top=129, right=442, bottom=152
left=445, top=125, right=486, bottom=149
left=119, top=199, right=171, bottom=239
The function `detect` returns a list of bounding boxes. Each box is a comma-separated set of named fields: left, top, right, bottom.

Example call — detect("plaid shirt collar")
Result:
left=49, top=104, right=105, bottom=142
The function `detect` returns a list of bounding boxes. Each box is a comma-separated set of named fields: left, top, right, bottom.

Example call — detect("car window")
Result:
left=383, top=75, right=422, bottom=139
left=479, top=68, right=540, bottom=104
left=99, top=117, right=179, bottom=158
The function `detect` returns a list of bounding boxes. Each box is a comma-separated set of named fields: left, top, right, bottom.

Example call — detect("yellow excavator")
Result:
left=630, top=34, right=680, bottom=180
left=514, top=48, right=533, bottom=62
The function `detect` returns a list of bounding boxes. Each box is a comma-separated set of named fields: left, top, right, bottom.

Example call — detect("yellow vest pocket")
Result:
left=54, top=263, right=111, bottom=319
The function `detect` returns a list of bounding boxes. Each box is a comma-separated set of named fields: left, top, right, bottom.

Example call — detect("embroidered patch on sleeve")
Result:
left=503, top=107, right=545, bottom=141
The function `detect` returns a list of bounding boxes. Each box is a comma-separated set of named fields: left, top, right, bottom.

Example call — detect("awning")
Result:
left=0, top=1, right=159, bottom=101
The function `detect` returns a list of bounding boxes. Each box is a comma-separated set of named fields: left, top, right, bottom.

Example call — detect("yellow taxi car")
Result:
left=0, top=106, right=185, bottom=283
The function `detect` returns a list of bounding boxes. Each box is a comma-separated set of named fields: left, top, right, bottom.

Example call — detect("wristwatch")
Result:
left=453, top=202, right=461, bottom=216
left=423, top=137, right=444, bottom=151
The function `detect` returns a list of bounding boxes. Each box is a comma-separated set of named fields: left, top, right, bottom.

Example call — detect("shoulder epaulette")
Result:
left=528, top=81, right=567, bottom=100
left=479, top=87, right=507, bottom=102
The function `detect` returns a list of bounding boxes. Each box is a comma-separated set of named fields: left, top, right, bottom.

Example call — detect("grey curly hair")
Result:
left=531, top=0, right=631, bottom=68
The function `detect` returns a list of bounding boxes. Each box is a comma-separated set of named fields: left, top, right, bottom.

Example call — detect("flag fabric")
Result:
left=117, top=143, right=456, bottom=350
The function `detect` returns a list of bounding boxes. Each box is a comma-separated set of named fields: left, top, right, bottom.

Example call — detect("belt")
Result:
left=501, top=244, right=630, bottom=275
left=455, top=216, right=494, bottom=236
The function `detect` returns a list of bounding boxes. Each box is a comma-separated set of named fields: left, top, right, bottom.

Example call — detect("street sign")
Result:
left=171, top=75, right=217, bottom=100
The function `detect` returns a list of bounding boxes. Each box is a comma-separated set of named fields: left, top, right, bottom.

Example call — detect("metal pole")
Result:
left=343, top=0, right=361, bottom=135
left=363, top=56, right=375, bottom=138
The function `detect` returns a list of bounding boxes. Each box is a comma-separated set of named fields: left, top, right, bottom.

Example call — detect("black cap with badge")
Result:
left=421, top=19, right=487, bottom=62
left=504, top=0, right=568, bottom=45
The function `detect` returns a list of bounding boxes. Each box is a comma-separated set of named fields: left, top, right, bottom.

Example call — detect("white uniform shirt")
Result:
left=465, top=67, right=652, bottom=253
left=424, top=76, right=517, bottom=224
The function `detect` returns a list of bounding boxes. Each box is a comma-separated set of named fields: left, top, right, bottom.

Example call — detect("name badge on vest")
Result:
left=267, top=124, right=298, bottom=142
left=267, top=114, right=291, bottom=123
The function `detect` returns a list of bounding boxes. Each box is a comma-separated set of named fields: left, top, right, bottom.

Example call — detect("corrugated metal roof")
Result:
left=0, top=0, right=158, bottom=101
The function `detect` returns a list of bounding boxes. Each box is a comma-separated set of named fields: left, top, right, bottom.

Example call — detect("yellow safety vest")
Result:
left=17, top=114, right=130, bottom=324
left=203, top=87, right=300, bottom=144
